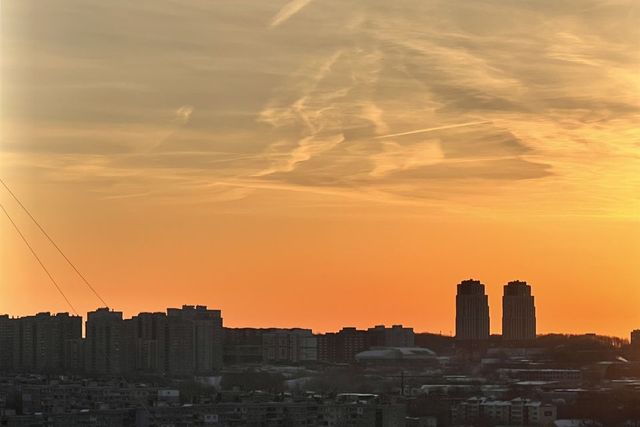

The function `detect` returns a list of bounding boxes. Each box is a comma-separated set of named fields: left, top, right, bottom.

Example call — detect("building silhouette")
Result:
left=262, top=329, right=318, bottom=363
left=502, top=280, right=536, bottom=341
left=367, top=325, right=415, bottom=347
left=317, top=327, right=369, bottom=363
left=455, top=279, right=490, bottom=342
left=631, top=329, right=640, bottom=349
left=166, top=305, right=223, bottom=374
left=126, top=312, right=168, bottom=374
left=85, top=308, right=127, bottom=375
left=0, top=315, right=13, bottom=371
left=0, top=306, right=225, bottom=376
left=3, top=312, right=82, bottom=373
left=223, top=328, right=266, bottom=364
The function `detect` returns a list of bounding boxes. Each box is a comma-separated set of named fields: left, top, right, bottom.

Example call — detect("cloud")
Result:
left=370, top=140, right=444, bottom=177
left=269, top=0, right=314, bottom=28
left=387, top=158, right=553, bottom=181
left=257, top=133, right=346, bottom=176
left=174, top=105, right=194, bottom=124
left=374, top=121, right=492, bottom=139
left=2, top=0, right=638, bottom=216
left=256, top=50, right=350, bottom=175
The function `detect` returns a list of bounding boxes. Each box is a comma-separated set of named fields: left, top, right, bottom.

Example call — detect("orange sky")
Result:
left=1, top=0, right=639, bottom=338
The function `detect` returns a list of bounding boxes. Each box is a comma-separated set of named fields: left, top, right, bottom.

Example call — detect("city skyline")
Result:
left=2, top=0, right=639, bottom=340
left=1, top=1, right=638, bottom=425
left=1, top=299, right=637, bottom=425
left=1, top=302, right=635, bottom=376
left=0, top=277, right=634, bottom=340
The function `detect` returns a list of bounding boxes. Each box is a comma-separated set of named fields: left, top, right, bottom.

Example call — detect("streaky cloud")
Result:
left=374, top=121, right=493, bottom=139
left=269, top=0, right=314, bottom=28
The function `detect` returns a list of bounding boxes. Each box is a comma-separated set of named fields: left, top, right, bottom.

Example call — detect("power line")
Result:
left=0, top=178, right=108, bottom=307
left=0, top=203, right=78, bottom=315
left=0, top=184, right=155, bottom=421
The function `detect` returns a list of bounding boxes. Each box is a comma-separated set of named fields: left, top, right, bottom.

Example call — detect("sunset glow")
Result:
left=1, top=0, right=639, bottom=338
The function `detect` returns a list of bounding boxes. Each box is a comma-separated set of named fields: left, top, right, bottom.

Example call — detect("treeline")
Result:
left=535, top=333, right=629, bottom=349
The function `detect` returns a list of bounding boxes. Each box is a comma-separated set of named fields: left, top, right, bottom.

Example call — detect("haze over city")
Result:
left=1, top=0, right=639, bottom=338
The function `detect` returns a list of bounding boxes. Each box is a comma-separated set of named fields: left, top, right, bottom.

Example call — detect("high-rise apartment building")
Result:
left=0, top=315, right=13, bottom=371
left=166, top=305, right=223, bottom=374
left=9, top=312, right=82, bottom=373
left=36, top=312, right=82, bottom=371
left=126, top=312, right=168, bottom=373
left=13, top=315, right=36, bottom=372
left=502, top=280, right=536, bottom=341
left=85, top=308, right=128, bottom=375
left=0, top=307, right=225, bottom=375
left=455, top=279, right=490, bottom=341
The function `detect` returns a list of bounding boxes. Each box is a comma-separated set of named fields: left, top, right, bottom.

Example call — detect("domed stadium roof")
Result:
left=355, top=347, right=437, bottom=361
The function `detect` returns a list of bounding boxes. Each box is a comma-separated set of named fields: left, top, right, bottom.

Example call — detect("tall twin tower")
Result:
left=455, top=279, right=536, bottom=342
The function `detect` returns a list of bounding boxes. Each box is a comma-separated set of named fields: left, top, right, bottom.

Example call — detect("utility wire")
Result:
left=0, top=184, right=155, bottom=421
left=1, top=203, right=78, bottom=315
left=0, top=178, right=108, bottom=307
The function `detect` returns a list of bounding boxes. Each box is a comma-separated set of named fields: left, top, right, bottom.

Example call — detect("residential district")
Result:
left=0, top=280, right=639, bottom=426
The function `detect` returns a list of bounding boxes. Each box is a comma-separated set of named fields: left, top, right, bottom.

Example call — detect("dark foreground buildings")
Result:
left=0, top=379, right=407, bottom=427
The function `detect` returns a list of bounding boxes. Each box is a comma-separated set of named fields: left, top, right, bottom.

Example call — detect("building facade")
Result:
left=85, top=308, right=127, bottom=375
left=455, top=279, right=490, bottom=342
left=223, top=328, right=265, bottom=365
left=368, top=325, right=415, bottom=348
left=1, top=306, right=224, bottom=376
left=452, top=397, right=557, bottom=426
left=262, top=329, right=317, bottom=363
left=502, top=280, right=536, bottom=341
left=126, top=312, right=168, bottom=374
left=166, top=305, right=223, bottom=374
left=0, top=315, right=13, bottom=371
left=1, top=312, right=82, bottom=373
left=317, top=327, right=369, bottom=363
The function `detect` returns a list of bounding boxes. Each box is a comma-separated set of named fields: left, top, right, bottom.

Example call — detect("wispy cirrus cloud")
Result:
left=269, top=0, right=315, bottom=28
left=2, top=0, right=638, bottom=217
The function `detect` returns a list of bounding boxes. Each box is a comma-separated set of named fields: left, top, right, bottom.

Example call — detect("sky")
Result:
left=1, top=0, right=639, bottom=337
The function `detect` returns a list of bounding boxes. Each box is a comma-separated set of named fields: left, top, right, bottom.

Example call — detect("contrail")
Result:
left=373, top=120, right=491, bottom=139
left=270, top=0, right=314, bottom=28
